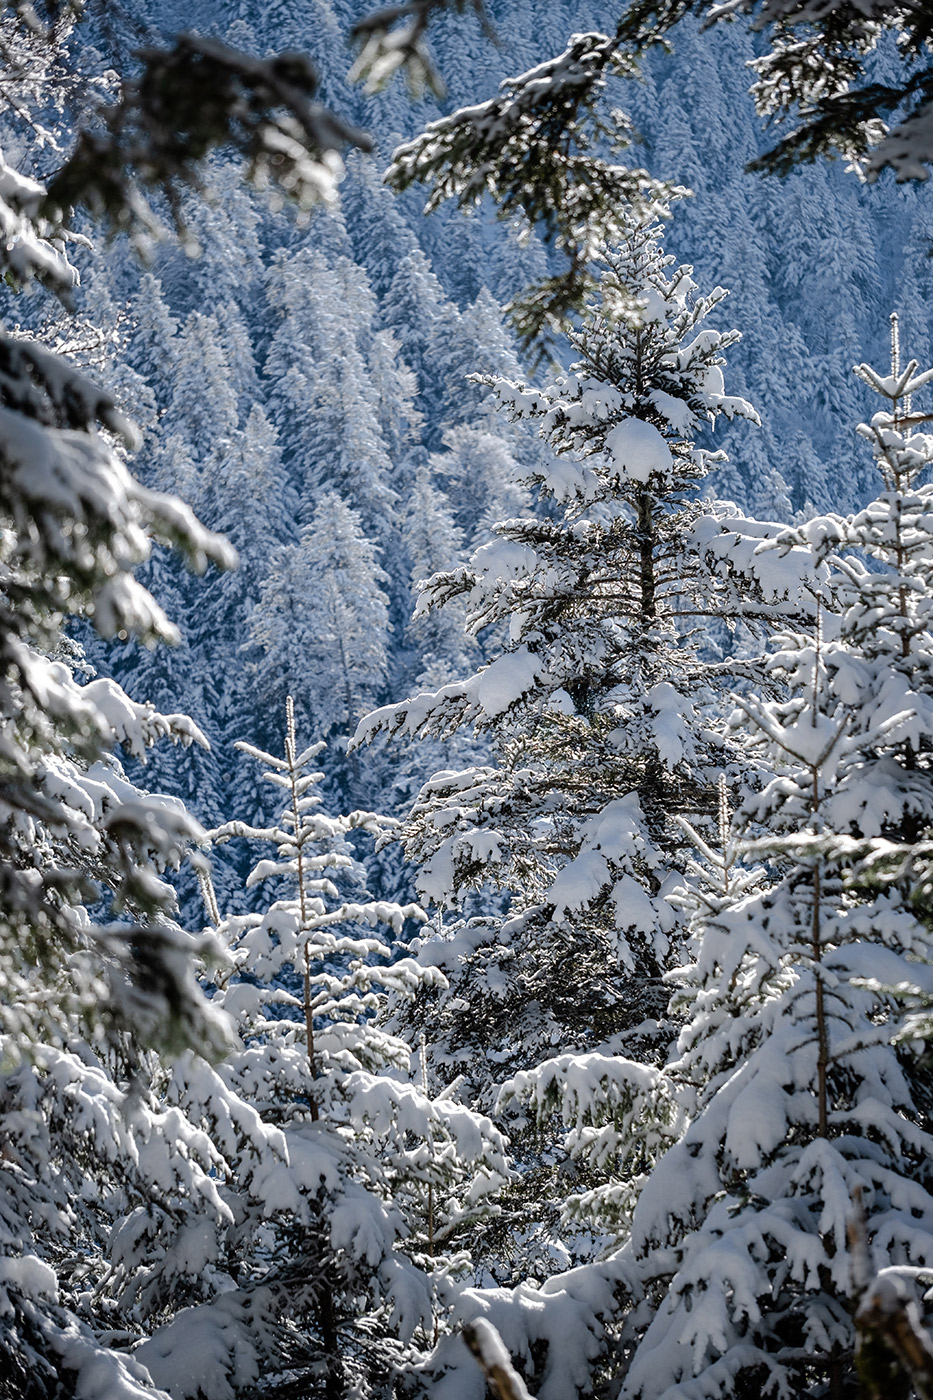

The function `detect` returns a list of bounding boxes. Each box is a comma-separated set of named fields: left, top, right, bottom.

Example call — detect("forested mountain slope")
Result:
left=68, top=0, right=931, bottom=909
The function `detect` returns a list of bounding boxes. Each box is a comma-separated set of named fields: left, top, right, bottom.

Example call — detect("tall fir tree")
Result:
left=134, top=700, right=509, bottom=1400
left=614, top=318, right=933, bottom=1399
left=380, top=247, right=464, bottom=447
left=252, top=492, right=392, bottom=792
left=342, top=152, right=419, bottom=301
left=0, top=116, right=241, bottom=1394
left=356, top=216, right=802, bottom=1281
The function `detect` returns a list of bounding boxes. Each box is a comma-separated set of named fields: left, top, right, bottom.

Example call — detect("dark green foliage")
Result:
left=615, top=1, right=933, bottom=181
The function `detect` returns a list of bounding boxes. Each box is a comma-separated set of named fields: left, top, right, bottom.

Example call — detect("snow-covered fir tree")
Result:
left=380, top=248, right=466, bottom=446
left=0, top=97, right=243, bottom=1393
left=356, top=214, right=798, bottom=1278
left=342, top=153, right=418, bottom=301
left=400, top=467, right=477, bottom=689
left=612, top=318, right=933, bottom=1399
left=135, top=699, right=508, bottom=1400
left=263, top=248, right=399, bottom=534
left=251, top=491, right=392, bottom=788
left=429, top=425, right=526, bottom=553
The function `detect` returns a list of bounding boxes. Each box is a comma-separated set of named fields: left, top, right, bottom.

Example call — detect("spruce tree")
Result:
left=615, top=317, right=933, bottom=1399
left=168, top=310, right=239, bottom=464
left=135, top=699, right=509, bottom=1400
left=356, top=215, right=793, bottom=1278
left=251, top=492, right=392, bottom=777
left=263, top=249, right=398, bottom=533
left=0, top=112, right=240, bottom=1395
left=380, top=248, right=465, bottom=445
left=342, top=153, right=418, bottom=301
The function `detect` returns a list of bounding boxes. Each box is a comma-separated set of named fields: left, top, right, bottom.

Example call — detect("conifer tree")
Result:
left=401, top=467, right=475, bottom=683
left=356, top=216, right=799, bottom=1276
left=367, top=328, right=423, bottom=473
left=175, top=163, right=265, bottom=312
left=342, top=153, right=418, bottom=301
left=429, top=425, right=526, bottom=551
left=252, top=492, right=392, bottom=768
left=302, top=336, right=398, bottom=533
left=213, top=300, right=262, bottom=417
left=388, top=467, right=486, bottom=810
left=613, top=318, right=933, bottom=1399
left=0, top=116, right=240, bottom=1396
left=176, top=407, right=300, bottom=904
left=125, top=273, right=179, bottom=406
left=168, top=310, right=239, bottom=463
left=263, top=249, right=398, bottom=532
left=135, top=700, right=509, bottom=1400
left=380, top=247, right=465, bottom=445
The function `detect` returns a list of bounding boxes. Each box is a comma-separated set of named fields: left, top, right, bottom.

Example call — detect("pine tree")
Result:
left=123, top=273, right=179, bottom=423
left=175, top=407, right=300, bottom=906
left=263, top=249, right=398, bottom=533
left=437, top=285, right=525, bottom=433
left=356, top=216, right=797, bottom=1279
left=175, top=162, right=264, bottom=312
left=251, top=492, right=392, bottom=773
left=400, top=467, right=475, bottom=682
left=380, top=248, right=465, bottom=445
left=213, top=300, right=262, bottom=418
left=168, top=310, right=239, bottom=464
left=342, top=152, right=418, bottom=300
left=302, top=335, right=398, bottom=533
left=0, top=113, right=240, bottom=1394
left=388, top=467, right=485, bottom=810
left=615, top=317, right=933, bottom=1399
left=366, top=328, right=423, bottom=478
left=134, top=699, right=509, bottom=1400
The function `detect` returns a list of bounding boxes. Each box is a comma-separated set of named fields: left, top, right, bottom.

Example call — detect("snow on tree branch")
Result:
left=386, top=35, right=676, bottom=352
left=45, top=32, right=373, bottom=252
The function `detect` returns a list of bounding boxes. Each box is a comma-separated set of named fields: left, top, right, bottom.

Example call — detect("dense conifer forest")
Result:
left=4, top=1, right=933, bottom=1397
